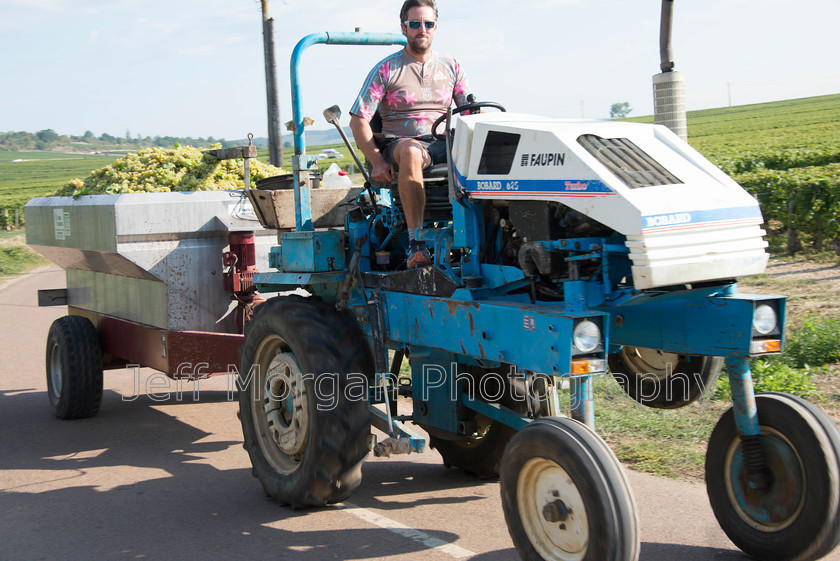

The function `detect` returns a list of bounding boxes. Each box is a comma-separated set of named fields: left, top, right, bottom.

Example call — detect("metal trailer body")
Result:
left=25, top=191, right=273, bottom=376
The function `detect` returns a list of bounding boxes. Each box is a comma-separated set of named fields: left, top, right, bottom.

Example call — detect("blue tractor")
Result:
left=237, top=31, right=840, bottom=561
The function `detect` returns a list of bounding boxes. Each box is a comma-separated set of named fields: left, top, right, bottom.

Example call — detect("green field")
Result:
left=3, top=93, right=839, bottom=239
left=681, top=94, right=840, bottom=253
left=0, top=153, right=117, bottom=219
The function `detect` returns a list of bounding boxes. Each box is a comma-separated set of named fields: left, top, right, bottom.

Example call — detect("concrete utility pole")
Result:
left=262, top=0, right=282, bottom=167
left=652, top=0, right=688, bottom=140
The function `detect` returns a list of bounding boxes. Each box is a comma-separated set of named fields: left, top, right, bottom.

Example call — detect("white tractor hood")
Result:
left=450, top=113, right=768, bottom=289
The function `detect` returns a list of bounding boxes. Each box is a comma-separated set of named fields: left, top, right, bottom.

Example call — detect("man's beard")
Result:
left=407, top=35, right=431, bottom=55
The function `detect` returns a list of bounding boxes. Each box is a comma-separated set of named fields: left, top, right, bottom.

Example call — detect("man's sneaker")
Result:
left=407, top=244, right=431, bottom=269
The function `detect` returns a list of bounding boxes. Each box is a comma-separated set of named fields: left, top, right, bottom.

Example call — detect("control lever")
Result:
left=323, top=105, right=378, bottom=214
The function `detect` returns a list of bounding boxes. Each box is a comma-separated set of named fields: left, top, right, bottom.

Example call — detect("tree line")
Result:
left=0, top=129, right=243, bottom=152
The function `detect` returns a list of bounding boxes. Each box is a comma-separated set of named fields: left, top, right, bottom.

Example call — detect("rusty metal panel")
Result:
left=382, top=291, right=604, bottom=376
left=71, top=308, right=242, bottom=377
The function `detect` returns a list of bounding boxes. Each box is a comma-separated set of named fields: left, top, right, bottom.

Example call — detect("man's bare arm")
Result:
left=350, top=114, right=394, bottom=183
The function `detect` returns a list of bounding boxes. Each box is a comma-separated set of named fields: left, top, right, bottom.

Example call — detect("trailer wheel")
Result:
left=46, top=315, right=103, bottom=419
left=238, top=295, right=372, bottom=507
left=609, top=347, right=722, bottom=409
left=706, top=393, right=840, bottom=561
left=501, top=417, right=640, bottom=561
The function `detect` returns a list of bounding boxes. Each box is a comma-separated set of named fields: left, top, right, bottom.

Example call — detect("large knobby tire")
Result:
left=501, top=417, right=640, bottom=561
left=238, top=295, right=372, bottom=507
left=609, top=346, right=722, bottom=409
left=706, top=393, right=840, bottom=561
left=45, top=315, right=104, bottom=419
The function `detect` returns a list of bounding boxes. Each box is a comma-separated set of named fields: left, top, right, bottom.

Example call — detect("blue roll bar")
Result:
left=289, top=31, right=407, bottom=231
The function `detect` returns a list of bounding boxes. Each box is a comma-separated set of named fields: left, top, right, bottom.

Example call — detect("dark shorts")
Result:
left=382, top=136, right=447, bottom=169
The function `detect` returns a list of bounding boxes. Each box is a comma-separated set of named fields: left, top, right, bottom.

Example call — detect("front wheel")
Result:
left=501, top=417, right=640, bottom=561
left=238, top=296, right=373, bottom=507
left=706, top=393, right=840, bottom=561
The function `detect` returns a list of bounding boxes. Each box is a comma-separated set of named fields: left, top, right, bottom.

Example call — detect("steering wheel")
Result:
left=431, top=101, right=506, bottom=140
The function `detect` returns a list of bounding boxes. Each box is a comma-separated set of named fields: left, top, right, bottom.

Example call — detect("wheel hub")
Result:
left=518, top=458, right=588, bottom=561
left=48, top=342, right=63, bottom=400
left=263, top=352, right=308, bottom=457
left=726, top=427, right=804, bottom=531
left=542, top=500, right=570, bottom=523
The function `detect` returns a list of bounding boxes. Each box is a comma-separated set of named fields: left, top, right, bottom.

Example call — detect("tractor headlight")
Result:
left=573, top=320, right=601, bottom=354
left=753, top=304, right=778, bottom=335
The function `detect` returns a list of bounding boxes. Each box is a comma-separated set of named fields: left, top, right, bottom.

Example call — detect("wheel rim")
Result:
left=619, top=346, right=680, bottom=381
left=48, top=341, right=63, bottom=401
left=250, top=335, right=309, bottom=474
left=724, top=426, right=805, bottom=531
left=517, top=457, right=589, bottom=561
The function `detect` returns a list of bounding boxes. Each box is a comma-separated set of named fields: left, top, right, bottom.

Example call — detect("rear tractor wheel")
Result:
left=238, top=296, right=373, bottom=507
left=609, top=346, right=722, bottom=409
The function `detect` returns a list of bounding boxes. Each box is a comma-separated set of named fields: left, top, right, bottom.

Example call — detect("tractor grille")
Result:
left=577, top=134, right=682, bottom=189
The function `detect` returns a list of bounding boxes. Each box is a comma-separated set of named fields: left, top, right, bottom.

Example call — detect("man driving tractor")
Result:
left=349, top=0, right=473, bottom=268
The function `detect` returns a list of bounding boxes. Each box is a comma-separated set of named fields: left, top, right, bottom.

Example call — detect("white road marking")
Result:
left=339, top=502, right=476, bottom=559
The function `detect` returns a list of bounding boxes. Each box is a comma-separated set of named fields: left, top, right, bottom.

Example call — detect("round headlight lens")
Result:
left=573, top=320, right=601, bottom=353
left=753, top=304, right=778, bottom=335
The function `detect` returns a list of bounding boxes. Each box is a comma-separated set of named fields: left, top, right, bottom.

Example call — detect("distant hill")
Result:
left=232, top=127, right=348, bottom=148
left=227, top=127, right=347, bottom=151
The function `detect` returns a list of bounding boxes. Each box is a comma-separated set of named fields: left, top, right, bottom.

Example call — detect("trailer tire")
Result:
left=238, top=295, right=372, bottom=507
left=706, top=393, right=840, bottom=561
left=46, top=315, right=103, bottom=419
left=501, top=417, right=640, bottom=561
left=609, top=347, right=722, bottom=409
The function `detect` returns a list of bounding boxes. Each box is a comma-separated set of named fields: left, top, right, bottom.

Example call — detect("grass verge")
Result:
left=0, top=230, right=48, bottom=280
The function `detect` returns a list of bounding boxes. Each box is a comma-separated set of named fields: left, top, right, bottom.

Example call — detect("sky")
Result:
left=2, top=0, right=839, bottom=142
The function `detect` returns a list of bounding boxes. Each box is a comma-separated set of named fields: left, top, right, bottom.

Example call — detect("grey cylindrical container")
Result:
left=653, top=71, right=687, bottom=141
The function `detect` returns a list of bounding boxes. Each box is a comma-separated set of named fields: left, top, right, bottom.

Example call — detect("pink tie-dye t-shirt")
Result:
left=350, top=49, right=471, bottom=137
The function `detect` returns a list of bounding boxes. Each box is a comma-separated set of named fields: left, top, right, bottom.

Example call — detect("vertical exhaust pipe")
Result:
left=652, top=0, right=687, bottom=140
left=659, top=0, right=675, bottom=73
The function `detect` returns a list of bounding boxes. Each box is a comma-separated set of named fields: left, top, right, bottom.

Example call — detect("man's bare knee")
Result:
left=394, top=140, right=431, bottom=170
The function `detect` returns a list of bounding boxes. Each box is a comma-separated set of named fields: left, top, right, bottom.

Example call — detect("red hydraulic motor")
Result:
left=222, top=231, right=262, bottom=333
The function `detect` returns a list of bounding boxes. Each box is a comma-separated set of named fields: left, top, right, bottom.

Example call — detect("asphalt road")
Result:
left=2, top=266, right=839, bottom=561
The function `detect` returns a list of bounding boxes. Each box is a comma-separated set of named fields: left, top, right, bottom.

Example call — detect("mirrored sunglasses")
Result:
left=404, top=20, right=436, bottom=30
